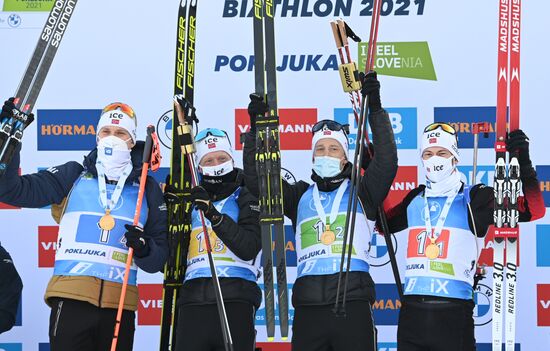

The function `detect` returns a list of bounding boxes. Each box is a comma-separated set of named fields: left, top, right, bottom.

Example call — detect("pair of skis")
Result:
left=159, top=1, right=210, bottom=350
left=160, top=2, right=233, bottom=351
left=252, top=0, right=289, bottom=341
left=492, top=1, right=521, bottom=351
left=0, top=0, right=78, bottom=176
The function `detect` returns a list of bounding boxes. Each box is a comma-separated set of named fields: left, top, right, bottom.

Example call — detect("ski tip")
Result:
left=267, top=337, right=275, bottom=342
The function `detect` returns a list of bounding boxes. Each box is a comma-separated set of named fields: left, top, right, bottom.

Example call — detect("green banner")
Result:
left=3, top=0, right=54, bottom=12
left=429, top=261, right=455, bottom=276
left=358, top=42, right=437, bottom=81
left=112, top=251, right=128, bottom=264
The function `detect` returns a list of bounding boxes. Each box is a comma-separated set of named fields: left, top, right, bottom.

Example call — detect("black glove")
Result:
left=124, top=224, right=149, bottom=258
left=190, top=186, right=223, bottom=225
left=359, top=71, right=382, bottom=113
left=1, top=98, right=16, bottom=120
left=1, top=97, right=34, bottom=128
left=163, top=175, right=184, bottom=205
left=506, top=129, right=535, bottom=178
left=360, top=142, right=375, bottom=171
left=247, top=93, right=269, bottom=133
left=506, top=129, right=529, bottom=154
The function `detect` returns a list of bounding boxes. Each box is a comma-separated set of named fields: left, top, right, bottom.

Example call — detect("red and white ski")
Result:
left=492, top=1, right=521, bottom=350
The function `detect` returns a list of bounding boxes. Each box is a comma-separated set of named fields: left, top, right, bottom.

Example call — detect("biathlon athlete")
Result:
left=243, top=72, right=398, bottom=351
left=169, top=128, right=262, bottom=351
left=383, top=123, right=545, bottom=351
left=0, top=100, right=168, bottom=351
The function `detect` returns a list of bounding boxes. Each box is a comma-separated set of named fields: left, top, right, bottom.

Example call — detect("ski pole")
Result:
left=111, top=126, right=161, bottom=351
left=334, top=0, right=385, bottom=315
left=174, top=95, right=234, bottom=351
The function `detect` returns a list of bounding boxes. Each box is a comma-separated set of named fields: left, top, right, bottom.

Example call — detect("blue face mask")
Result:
left=313, top=156, right=342, bottom=178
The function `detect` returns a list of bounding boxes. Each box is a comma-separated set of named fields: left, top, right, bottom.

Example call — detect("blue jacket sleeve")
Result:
left=0, top=146, right=83, bottom=208
left=134, top=176, right=168, bottom=273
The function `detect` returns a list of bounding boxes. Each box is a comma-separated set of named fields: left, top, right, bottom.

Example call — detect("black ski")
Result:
left=0, top=0, right=78, bottom=176
left=159, top=1, right=197, bottom=350
left=252, top=0, right=289, bottom=340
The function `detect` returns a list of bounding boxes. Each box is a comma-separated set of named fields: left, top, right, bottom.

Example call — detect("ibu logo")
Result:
left=334, top=107, right=417, bottom=149
left=105, top=147, right=113, bottom=156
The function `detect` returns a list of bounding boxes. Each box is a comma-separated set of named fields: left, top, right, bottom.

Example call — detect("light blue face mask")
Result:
left=313, top=156, right=342, bottom=178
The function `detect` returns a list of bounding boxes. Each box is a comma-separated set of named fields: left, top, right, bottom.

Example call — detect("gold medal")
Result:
left=320, top=224, right=336, bottom=245
left=425, top=238, right=440, bottom=260
left=99, top=210, right=115, bottom=231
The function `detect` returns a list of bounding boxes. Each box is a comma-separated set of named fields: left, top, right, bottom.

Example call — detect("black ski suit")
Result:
left=0, top=243, right=23, bottom=334
left=175, top=169, right=262, bottom=351
left=243, top=109, right=398, bottom=351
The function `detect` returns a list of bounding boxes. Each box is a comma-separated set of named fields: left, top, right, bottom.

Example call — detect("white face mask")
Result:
left=96, top=135, right=132, bottom=180
left=313, top=156, right=342, bottom=178
left=200, top=159, right=234, bottom=177
left=422, top=155, right=455, bottom=183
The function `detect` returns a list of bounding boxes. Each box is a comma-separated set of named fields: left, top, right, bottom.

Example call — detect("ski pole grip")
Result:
left=339, top=62, right=361, bottom=93
left=143, top=125, right=155, bottom=164
left=330, top=21, right=343, bottom=48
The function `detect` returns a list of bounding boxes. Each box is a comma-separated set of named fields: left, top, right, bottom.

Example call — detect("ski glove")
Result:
left=359, top=71, right=382, bottom=113
left=506, top=129, right=535, bottom=178
left=163, top=175, right=187, bottom=205
left=361, top=142, right=375, bottom=171
left=124, top=224, right=150, bottom=258
left=247, top=93, right=269, bottom=133
left=1, top=98, right=16, bottom=120
left=1, top=97, right=34, bottom=127
left=190, top=185, right=224, bottom=226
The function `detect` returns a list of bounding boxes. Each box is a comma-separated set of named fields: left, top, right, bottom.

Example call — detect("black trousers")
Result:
left=175, top=302, right=256, bottom=351
left=48, top=298, right=135, bottom=351
left=291, top=301, right=377, bottom=351
left=397, top=299, right=476, bottom=351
